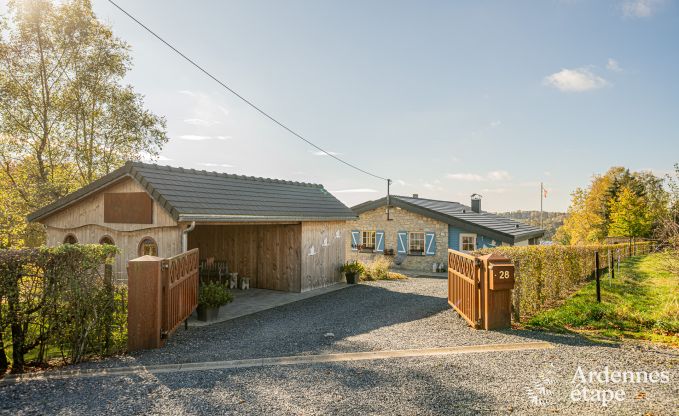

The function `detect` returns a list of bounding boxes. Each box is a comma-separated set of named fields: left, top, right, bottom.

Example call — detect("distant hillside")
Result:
left=496, top=211, right=567, bottom=241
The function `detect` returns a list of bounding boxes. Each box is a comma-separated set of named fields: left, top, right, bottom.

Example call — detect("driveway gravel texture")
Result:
left=1, top=277, right=677, bottom=415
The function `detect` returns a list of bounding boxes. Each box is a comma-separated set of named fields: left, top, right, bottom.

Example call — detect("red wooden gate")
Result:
left=161, top=248, right=199, bottom=337
left=448, top=249, right=481, bottom=327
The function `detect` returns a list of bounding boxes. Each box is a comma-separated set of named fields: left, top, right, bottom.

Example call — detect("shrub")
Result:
left=339, top=260, right=365, bottom=276
left=360, top=258, right=408, bottom=281
left=198, top=282, right=233, bottom=309
left=0, top=244, right=121, bottom=374
left=475, top=242, right=652, bottom=318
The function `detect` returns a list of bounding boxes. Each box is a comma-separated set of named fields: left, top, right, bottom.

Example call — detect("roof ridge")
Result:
left=128, top=161, right=323, bottom=188
left=393, top=194, right=466, bottom=206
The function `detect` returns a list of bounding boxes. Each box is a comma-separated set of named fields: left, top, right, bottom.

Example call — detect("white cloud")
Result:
left=486, top=170, right=512, bottom=181
left=480, top=187, right=509, bottom=194
left=489, top=120, right=502, bottom=128
left=544, top=171, right=552, bottom=176
left=622, top=0, right=663, bottom=18
left=184, top=118, right=221, bottom=127
left=310, top=150, right=342, bottom=157
left=606, top=58, right=623, bottom=72
left=178, top=135, right=231, bottom=141
left=543, top=68, right=609, bottom=92
left=178, top=90, right=196, bottom=96
left=198, top=162, right=234, bottom=168
left=447, top=173, right=485, bottom=181
left=447, top=171, right=512, bottom=182
left=396, top=179, right=407, bottom=186
left=331, top=188, right=378, bottom=193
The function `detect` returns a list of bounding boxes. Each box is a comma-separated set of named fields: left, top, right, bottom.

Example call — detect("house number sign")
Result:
left=488, top=264, right=515, bottom=291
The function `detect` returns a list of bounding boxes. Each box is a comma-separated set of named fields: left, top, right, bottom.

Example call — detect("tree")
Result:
left=0, top=0, right=166, bottom=247
left=555, top=166, right=669, bottom=245
left=608, top=186, right=653, bottom=239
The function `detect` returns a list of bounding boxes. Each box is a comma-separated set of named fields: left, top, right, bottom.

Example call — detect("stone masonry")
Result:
left=346, top=205, right=448, bottom=272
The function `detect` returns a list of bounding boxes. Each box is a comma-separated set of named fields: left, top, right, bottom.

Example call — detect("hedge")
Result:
left=475, top=242, right=652, bottom=318
left=0, top=244, right=125, bottom=374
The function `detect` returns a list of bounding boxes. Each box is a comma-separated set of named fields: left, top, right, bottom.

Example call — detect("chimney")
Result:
left=471, top=193, right=482, bottom=213
left=412, top=193, right=419, bottom=198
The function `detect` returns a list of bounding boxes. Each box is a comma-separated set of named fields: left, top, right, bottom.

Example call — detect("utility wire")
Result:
left=107, top=0, right=389, bottom=182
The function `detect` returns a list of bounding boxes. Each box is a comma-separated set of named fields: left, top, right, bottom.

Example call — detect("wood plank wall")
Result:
left=42, top=177, right=182, bottom=282
left=300, top=221, right=346, bottom=292
left=187, top=224, right=302, bottom=292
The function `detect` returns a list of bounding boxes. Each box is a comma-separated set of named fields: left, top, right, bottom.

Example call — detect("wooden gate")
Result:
left=161, top=249, right=200, bottom=337
left=448, top=249, right=481, bottom=327
left=448, top=249, right=515, bottom=330
left=127, top=249, right=199, bottom=351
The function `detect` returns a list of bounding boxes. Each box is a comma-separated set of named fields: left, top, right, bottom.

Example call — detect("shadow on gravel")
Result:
left=130, top=283, right=450, bottom=365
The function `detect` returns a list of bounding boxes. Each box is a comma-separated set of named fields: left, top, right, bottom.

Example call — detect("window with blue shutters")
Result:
left=375, top=230, right=385, bottom=252
left=425, top=232, right=436, bottom=256
left=397, top=231, right=408, bottom=254
left=351, top=230, right=360, bottom=251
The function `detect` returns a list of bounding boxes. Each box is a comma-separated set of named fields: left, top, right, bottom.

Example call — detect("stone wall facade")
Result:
left=346, top=206, right=448, bottom=272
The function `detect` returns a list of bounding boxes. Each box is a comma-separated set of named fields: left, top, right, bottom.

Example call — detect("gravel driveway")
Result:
left=1, top=277, right=677, bottom=415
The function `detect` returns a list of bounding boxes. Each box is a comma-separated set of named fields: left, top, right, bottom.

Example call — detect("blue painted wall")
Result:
left=448, top=225, right=498, bottom=250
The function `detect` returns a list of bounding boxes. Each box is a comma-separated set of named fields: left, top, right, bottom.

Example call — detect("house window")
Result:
left=138, top=237, right=158, bottom=256
left=99, top=235, right=115, bottom=245
left=63, top=234, right=78, bottom=244
left=460, top=233, right=477, bottom=252
left=409, top=232, right=425, bottom=254
left=361, top=231, right=376, bottom=250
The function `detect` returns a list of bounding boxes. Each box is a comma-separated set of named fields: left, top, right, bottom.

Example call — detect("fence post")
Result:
left=127, top=255, right=164, bottom=351
left=512, top=260, right=520, bottom=323
left=610, top=250, right=615, bottom=280
left=479, top=253, right=515, bottom=330
left=595, top=251, right=601, bottom=303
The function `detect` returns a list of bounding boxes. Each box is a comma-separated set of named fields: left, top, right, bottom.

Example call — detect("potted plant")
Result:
left=197, top=282, right=233, bottom=321
left=339, top=260, right=365, bottom=284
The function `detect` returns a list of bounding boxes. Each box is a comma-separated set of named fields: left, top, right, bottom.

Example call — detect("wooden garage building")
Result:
left=28, top=162, right=356, bottom=292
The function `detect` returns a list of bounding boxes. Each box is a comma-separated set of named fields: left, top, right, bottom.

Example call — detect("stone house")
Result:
left=346, top=194, right=544, bottom=272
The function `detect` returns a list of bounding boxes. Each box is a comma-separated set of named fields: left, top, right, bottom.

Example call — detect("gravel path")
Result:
left=1, top=277, right=677, bottom=415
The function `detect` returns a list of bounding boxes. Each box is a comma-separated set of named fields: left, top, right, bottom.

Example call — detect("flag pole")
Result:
left=540, top=182, right=543, bottom=229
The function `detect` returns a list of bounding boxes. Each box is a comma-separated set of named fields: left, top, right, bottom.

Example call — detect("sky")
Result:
left=4, top=0, right=679, bottom=212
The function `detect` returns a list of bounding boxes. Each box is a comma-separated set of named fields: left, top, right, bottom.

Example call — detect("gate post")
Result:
left=479, top=253, right=515, bottom=330
left=127, top=255, right=164, bottom=351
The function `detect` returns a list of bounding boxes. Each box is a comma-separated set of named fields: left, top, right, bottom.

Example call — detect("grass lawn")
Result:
left=525, top=252, right=679, bottom=347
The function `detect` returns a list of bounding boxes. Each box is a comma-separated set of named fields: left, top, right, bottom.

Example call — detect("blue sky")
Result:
left=6, top=0, right=679, bottom=211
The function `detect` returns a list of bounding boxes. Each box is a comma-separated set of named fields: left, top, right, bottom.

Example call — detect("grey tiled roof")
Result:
left=352, top=195, right=544, bottom=243
left=28, top=162, right=356, bottom=222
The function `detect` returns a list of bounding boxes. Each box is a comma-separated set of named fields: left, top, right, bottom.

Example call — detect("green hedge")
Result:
left=0, top=244, right=125, bottom=374
left=475, top=242, right=652, bottom=318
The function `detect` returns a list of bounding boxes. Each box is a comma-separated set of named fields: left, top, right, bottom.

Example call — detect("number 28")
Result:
left=498, top=270, right=510, bottom=279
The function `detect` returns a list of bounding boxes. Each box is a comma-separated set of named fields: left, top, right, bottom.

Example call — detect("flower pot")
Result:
left=345, top=272, right=358, bottom=284
left=197, top=305, right=220, bottom=321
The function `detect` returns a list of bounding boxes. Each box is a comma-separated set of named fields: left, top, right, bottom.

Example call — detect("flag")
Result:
left=543, top=187, right=548, bottom=198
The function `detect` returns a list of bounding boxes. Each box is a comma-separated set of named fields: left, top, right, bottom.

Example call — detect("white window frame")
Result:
left=459, top=233, right=477, bottom=252
left=361, top=230, right=376, bottom=250
left=409, top=232, right=425, bottom=255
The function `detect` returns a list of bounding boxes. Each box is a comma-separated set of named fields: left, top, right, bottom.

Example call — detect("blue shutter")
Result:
left=375, top=230, right=385, bottom=252
left=351, top=230, right=360, bottom=251
left=425, top=232, right=436, bottom=256
left=397, top=231, right=408, bottom=254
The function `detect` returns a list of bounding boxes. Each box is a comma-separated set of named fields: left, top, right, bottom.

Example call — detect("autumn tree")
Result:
left=0, top=0, right=167, bottom=247
left=608, top=186, right=653, bottom=239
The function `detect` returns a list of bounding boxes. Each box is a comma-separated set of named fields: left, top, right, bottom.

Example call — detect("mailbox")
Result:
left=488, top=263, right=515, bottom=291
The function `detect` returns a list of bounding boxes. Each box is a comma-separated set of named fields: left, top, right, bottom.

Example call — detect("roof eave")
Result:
left=177, top=214, right=357, bottom=223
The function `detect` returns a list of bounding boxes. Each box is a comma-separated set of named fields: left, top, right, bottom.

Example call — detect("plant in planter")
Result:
left=339, top=260, right=365, bottom=284
left=197, top=282, right=233, bottom=321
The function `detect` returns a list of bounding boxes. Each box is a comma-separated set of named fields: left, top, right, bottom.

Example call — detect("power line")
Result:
left=107, top=0, right=389, bottom=182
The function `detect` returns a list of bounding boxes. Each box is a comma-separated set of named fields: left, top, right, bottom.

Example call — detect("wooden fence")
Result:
left=162, top=249, right=200, bottom=337
left=127, top=249, right=199, bottom=351
left=448, top=249, right=515, bottom=330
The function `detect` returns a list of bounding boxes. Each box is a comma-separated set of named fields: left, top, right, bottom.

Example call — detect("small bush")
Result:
left=339, top=260, right=365, bottom=276
left=360, top=258, right=408, bottom=281
left=198, top=282, right=233, bottom=309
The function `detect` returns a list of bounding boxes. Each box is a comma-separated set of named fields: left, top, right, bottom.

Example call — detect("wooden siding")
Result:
left=300, top=221, right=346, bottom=292
left=187, top=224, right=302, bottom=292
left=42, top=177, right=177, bottom=231
left=42, top=177, right=181, bottom=282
